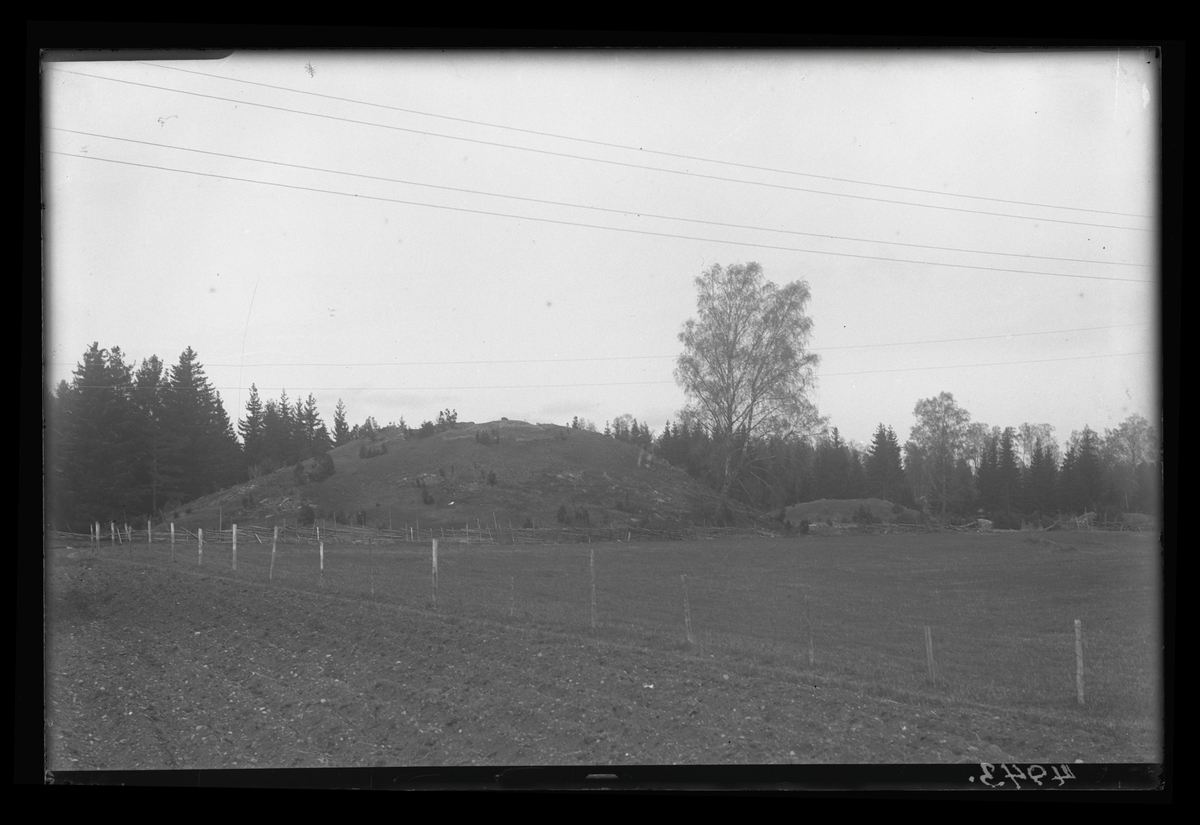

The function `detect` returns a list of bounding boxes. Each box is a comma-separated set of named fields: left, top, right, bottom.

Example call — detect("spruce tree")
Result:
left=239, top=384, right=266, bottom=472
left=867, top=424, right=905, bottom=503
left=55, top=343, right=140, bottom=526
left=161, top=347, right=242, bottom=502
left=333, top=399, right=351, bottom=446
left=997, top=427, right=1022, bottom=515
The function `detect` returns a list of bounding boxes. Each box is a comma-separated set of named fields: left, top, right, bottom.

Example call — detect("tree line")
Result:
left=47, top=340, right=1158, bottom=533
left=45, top=343, right=415, bottom=531
left=47, top=344, right=246, bottom=530
left=590, top=395, right=1158, bottom=525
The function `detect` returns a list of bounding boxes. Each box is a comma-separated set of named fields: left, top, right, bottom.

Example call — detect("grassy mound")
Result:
left=170, top=420, right=769, bottom=534
left=785, top=498, right=922, bottom=526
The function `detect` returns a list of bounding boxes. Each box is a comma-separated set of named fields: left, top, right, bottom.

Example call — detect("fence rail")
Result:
left=47, top=512, right=1154, bottom=549
left=47, top=522, right=778, bottom=548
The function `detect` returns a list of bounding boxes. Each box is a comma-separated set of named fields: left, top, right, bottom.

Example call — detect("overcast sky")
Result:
left=44, top=48, right=1159, bottom=449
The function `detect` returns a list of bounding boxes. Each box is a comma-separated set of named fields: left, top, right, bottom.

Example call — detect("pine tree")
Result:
left=130, top=355, right=178, bottom=517
left=867, top=424, right=905, bottom=503
left=1025, top=438, right=1058, bottom=517
left=976, top=428, right=1000, bottom=514
left=161, top=347, right=242, bottom=502
left=54, top=343, right=141, bottom=525
left=301, top=394, right=330, bottom=456
left=997, top=427, right=1022, bottom=515
left=239, top=384, right=266, bottom=472
left=333, top=399, right=351, bottom=446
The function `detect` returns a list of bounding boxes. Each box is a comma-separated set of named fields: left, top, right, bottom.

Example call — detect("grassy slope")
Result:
left=786, top=498, right=923, bottom=525
left=171, top=421, right=767, bottom=534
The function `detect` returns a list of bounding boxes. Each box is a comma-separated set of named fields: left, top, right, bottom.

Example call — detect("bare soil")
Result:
left=45, top=534, right=1160, bottom=771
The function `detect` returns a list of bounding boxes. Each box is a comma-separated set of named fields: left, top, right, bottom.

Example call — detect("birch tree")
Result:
left=675, top=262, right=821, bottom=501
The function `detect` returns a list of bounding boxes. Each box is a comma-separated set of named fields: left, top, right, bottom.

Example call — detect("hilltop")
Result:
left=786, top=498, right=923, bottom=526
left=168, top=420, right=770, bottom=534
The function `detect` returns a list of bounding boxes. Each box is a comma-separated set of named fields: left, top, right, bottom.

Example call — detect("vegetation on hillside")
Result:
left=47, top=339, right=1159, bottom=532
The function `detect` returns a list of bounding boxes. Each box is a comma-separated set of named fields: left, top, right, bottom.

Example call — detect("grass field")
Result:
left=45, top=529, right=1163, bottom=768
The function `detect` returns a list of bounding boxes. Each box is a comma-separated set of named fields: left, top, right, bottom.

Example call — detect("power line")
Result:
left=143, top=61, right=1152, bottom=220
left=817, top=322, right=1150, bottom=351
left=64, top=381, right=677, bottom=391
left=57, top=350, right=1151, bottom=391
left=48, top=150, right=1153, bottom=285
left=819, top=350, right=1150, bottom=377
left=51, top=318, right=1132, bottom=366
left=51, top=127, right=1149, bottom=270
left=53, top=68, right=1152, bottom=233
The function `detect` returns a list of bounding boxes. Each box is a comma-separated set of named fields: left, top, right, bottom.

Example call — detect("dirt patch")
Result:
left=45, top=541, right=1159, bottom=771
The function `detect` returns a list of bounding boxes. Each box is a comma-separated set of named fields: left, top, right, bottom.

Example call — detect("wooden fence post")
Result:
left=432, top=537, right=441, bottom=609
left=170, top=522, right=175, bottom=563
left=682, top=574, right=694, bottom=646
left=807, top=596, right=814, bottom=667
left=147, top=520, right=152, bottom=549
left=111, top=522, right=116, bottom=549
left=198, top=528, right=203, bottom=566
left=232, top=524, right=237, bottom=572
left=1075, top=619, right=1085, bottom=704
left=590, top=547, right=597, bottom=632
left=925, top=626, right=937, bottom=682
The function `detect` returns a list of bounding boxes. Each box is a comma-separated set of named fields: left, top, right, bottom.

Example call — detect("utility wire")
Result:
left=52, top=68, right=1152, bottom=233
left=820, top=350, right=1151, bottom=377
left=47, top=150, right=1153, bottom=285
left=817, top=322, right=1150, bottom=352
left=68, top=318, right=1132, bottom=366
left=61, top=349, right=1151, bottom=391
left=143, top=61, right=1152, bottom=220
left=51, top=127, right=1149, bottom=270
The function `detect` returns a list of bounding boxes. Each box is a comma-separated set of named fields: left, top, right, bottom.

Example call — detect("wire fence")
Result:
left=49, top=521, right=778, bottom=548
left=45, top=524, right=1160, bottom=724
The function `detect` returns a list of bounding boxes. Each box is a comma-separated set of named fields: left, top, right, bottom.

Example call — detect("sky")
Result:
left=43, top=48, right=1160, bottom=451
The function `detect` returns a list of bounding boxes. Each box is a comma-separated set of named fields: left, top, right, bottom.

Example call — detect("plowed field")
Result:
left=45, top=531, right=1162, bottom=770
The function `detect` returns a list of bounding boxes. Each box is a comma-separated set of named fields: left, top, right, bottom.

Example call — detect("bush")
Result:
left=574, top=507, right=590, bottom=526
left=557, top=504, right=571, bottom=525
left=487, top=470, right=497, bottom=486
left=293, top=462, right=308, bottom=485
left=523, top=517, right=534, bottom=529
left=853, top=504, right=879, bottom=524
left=990, top=510, right=1023, bottom=530
left=422, top=488, right=435, bottom=506
left=298, top=504, right=316, bottom=526
left=718, top=501, right=733, bottom=527
left=310, top=452, right=336, bottom=482
left=799, top=519, right=810, bottom=535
